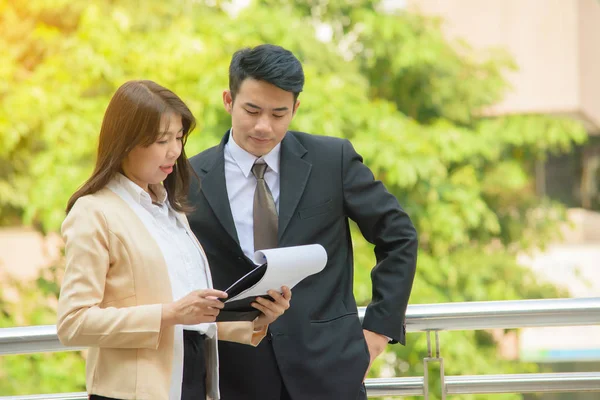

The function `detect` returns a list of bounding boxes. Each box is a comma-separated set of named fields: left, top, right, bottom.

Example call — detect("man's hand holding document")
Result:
left=216, top=244, right=327, bottom=322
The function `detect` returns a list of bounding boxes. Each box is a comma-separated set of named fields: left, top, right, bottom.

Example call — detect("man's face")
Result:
left=223, top=78, right=300, bottom=156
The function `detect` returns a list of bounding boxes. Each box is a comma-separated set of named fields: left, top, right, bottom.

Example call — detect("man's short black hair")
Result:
left=229, top=44, right=305, bottom=103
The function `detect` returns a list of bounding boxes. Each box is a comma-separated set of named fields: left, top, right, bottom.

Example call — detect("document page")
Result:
left=226, top=244, right=327, bottom=302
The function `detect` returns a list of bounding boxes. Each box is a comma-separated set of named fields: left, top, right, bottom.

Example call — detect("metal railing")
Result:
left=445, top=372, right=600, bottom=394
left=0, top=395, right=87, bottom=400
left=1, top=297, right=599, bottom=399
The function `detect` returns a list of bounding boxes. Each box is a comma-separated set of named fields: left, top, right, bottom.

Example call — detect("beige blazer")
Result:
left=56, top=187, right=266, bottom=400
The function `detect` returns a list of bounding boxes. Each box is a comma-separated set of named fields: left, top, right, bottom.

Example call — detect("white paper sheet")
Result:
left=227, top=244, right=328, bottom=302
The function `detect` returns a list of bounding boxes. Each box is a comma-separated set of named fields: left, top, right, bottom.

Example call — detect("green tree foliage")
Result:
left=0, top=0, right=587, bottom=397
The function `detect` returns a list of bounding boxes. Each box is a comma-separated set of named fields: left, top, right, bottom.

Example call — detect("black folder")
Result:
left=216, top=263, right=273, bottom=322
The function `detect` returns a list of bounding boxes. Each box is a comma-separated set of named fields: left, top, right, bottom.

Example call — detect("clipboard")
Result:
left=215, top=244, right=327, bottom=322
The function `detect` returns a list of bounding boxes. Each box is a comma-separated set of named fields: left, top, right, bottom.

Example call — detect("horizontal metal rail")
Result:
left=365, top=373, right=600, bottom=396
left=365, top=377, right=425, bottom=396
left=446, top=372, right=600, bottom=394
left=2, top=373, right=599, bottom=399
left=395, top=297, right=600, bottom=332
left=0, top=325, right=84, bottom=356
left=0, top=394, right=87, bottom=400
left=2, top=297, right=599, bottom=356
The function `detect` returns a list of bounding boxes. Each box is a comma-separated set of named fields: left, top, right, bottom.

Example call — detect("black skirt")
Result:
left=90, top=330, right=207, bottom=400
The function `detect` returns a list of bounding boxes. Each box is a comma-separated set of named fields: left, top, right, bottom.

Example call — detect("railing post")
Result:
left=423, top=330, right=446, bottom=400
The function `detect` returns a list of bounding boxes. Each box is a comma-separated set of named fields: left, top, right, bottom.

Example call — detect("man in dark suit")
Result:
left=188, top=44, right=418, bottom=400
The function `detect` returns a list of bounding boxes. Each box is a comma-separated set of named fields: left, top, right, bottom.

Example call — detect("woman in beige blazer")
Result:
left=56, top=80, right=291, bottom=400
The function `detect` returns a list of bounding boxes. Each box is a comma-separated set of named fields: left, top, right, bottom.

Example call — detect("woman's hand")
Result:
left=162, top=289, right=228, bottom=327
left=252, top=286, right=292, bottom=330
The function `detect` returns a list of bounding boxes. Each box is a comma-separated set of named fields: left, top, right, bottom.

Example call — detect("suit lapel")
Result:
left=198, top=133, right=241, bottom=246
left=278, top=133, right=312, bottom=240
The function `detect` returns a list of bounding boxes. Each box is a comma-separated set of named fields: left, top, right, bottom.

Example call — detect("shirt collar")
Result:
left=226, top=129, right=281, bottom=178
left=114, top=172, right=168, bottom=206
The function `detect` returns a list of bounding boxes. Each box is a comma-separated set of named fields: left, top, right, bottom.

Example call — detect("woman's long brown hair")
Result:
left=66, top=80, right=196, bottom=213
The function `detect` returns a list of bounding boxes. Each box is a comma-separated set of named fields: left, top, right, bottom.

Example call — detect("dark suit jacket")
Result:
left=188, top=131, right=418, bottom=400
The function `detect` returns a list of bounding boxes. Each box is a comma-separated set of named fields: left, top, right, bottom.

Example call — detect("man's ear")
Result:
left=292, top=100, right=300, bottom=116
left=223, top=90, right=234, bottom=114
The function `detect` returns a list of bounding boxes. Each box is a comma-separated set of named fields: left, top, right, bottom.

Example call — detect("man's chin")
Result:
left=247, top=144, right=272, bottom=157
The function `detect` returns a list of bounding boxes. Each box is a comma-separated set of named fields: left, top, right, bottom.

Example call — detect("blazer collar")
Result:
left=198, top=131, right=240, bottom=246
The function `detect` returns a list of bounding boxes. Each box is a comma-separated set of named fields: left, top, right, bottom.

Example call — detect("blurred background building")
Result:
left=407, top=0, right=600, bottom=207
left=407, top=1, right=600, bottom=399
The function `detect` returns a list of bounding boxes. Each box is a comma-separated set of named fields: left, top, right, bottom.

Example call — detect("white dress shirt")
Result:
left=225, top=130, right=281, bottom=262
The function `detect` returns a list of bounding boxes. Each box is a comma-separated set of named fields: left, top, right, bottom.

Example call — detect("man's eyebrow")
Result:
left=245, top=102, right=262, bottom=110
left=244, top=102, right=289, bottom=112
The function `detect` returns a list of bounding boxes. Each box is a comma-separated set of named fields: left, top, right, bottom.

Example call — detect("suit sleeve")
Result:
left=56, top=197, right=163, bottom=349
left=341, top=139, right=418, bottom=344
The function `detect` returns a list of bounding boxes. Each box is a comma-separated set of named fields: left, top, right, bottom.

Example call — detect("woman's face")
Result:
left=121, top=112, right=183, bottom=192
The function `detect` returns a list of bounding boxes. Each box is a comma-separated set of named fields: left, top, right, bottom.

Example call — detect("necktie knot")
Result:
left=252, top=162, right=268, bottom=180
